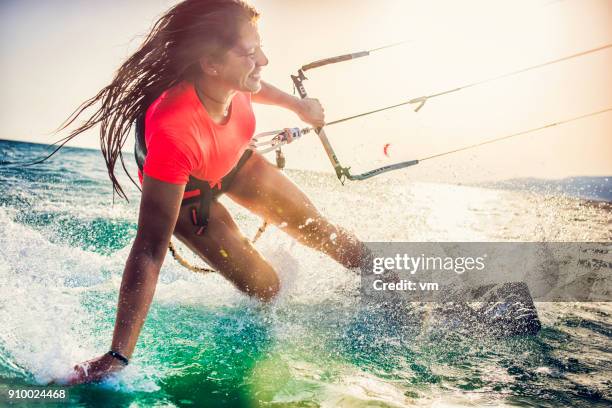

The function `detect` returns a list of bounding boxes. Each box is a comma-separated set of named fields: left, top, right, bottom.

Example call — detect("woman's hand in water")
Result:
left=295, top=98, right=325, bottom=128
left=63, top=353, right=125, bottom=385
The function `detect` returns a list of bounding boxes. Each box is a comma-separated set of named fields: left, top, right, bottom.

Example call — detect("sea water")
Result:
left=0, top=139, right=610, bottom=407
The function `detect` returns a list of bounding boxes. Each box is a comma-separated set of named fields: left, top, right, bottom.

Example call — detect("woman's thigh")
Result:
left=172, top=199, right=279, bottom=301
left=225, top=152, right=365, bottom=267
left=226, top=151, right=322, bottom=230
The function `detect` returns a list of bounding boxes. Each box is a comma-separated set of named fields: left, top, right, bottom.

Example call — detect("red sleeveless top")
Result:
left=139, top=81, right=256, bottom=188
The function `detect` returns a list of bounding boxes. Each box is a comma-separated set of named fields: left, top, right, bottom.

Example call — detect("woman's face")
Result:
left=215, top=22, right=268, bottom=93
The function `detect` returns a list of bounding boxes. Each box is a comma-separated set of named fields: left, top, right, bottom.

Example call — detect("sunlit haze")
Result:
left=1, top=0, right=610, bottom=182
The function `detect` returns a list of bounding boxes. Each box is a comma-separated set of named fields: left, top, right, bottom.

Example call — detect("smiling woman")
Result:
left=30, top=0, right=370, bottom=385
left=2, top=1, right=612, bottom=405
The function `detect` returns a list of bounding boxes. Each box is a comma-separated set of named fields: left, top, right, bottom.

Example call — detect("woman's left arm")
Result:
left=252, top=81, right=325, bottom=128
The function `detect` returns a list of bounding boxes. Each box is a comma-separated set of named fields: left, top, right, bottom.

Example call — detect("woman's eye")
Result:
left=247, top=46, right=262, bottom=57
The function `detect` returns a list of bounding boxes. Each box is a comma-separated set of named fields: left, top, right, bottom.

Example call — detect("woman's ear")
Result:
left=198, top=57, right=219, bottom=76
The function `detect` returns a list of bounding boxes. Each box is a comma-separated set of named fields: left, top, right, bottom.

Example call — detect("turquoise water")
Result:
left=1, top=139, right=610, bottom=407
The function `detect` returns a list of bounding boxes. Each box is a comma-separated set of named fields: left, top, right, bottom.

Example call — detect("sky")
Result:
left=0, top=0, right=610, bottom=182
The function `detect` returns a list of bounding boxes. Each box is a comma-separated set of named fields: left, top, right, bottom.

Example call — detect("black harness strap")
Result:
left=134, top=114, right=147, bottom=172
left=193, top=185, right=213, bottom=236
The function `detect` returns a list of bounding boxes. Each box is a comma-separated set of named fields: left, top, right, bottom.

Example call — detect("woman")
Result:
left=61, top=0, right=367, bottom=384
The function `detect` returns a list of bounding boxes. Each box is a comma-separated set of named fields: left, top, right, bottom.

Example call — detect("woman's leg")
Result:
left=226, top=152, right=367, bottom=268
left=173, top=199, right=280, bottom=301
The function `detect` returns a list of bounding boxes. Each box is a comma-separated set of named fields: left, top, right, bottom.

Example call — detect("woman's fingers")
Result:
left=60, top=354, right=123, bottom=385
left=297, top=98, right=325, bottom=128
left=65, top=363, right=88, bottom=385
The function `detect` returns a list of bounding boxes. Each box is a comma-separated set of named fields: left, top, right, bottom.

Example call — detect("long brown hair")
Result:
left=45, top=0, right=259, bottom=200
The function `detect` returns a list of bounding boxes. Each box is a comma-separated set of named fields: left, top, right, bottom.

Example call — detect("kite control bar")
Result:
left=287, top=41, right=612, bottom=182
left=290, top=68, right=420, bottom=182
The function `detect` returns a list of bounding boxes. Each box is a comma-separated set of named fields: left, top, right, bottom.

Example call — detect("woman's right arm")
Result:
left=64, top=175, right=185, bottom=385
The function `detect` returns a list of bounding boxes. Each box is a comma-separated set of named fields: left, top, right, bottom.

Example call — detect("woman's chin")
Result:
left=244, top=77, right=262, bottom=93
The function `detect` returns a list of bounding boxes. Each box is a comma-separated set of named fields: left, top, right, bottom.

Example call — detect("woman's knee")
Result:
left=294, top=216, right=335, bottom=246
left=297, top=219, right=365, bottom=268
left=243, top=265, right=280, bottom=302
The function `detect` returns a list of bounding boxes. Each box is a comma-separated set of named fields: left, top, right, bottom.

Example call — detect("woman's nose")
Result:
left=256, top=48, right=269, bottom=67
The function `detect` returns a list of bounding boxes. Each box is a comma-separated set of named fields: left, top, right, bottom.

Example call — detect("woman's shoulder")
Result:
left=145, top=82, right=198, bottom=129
